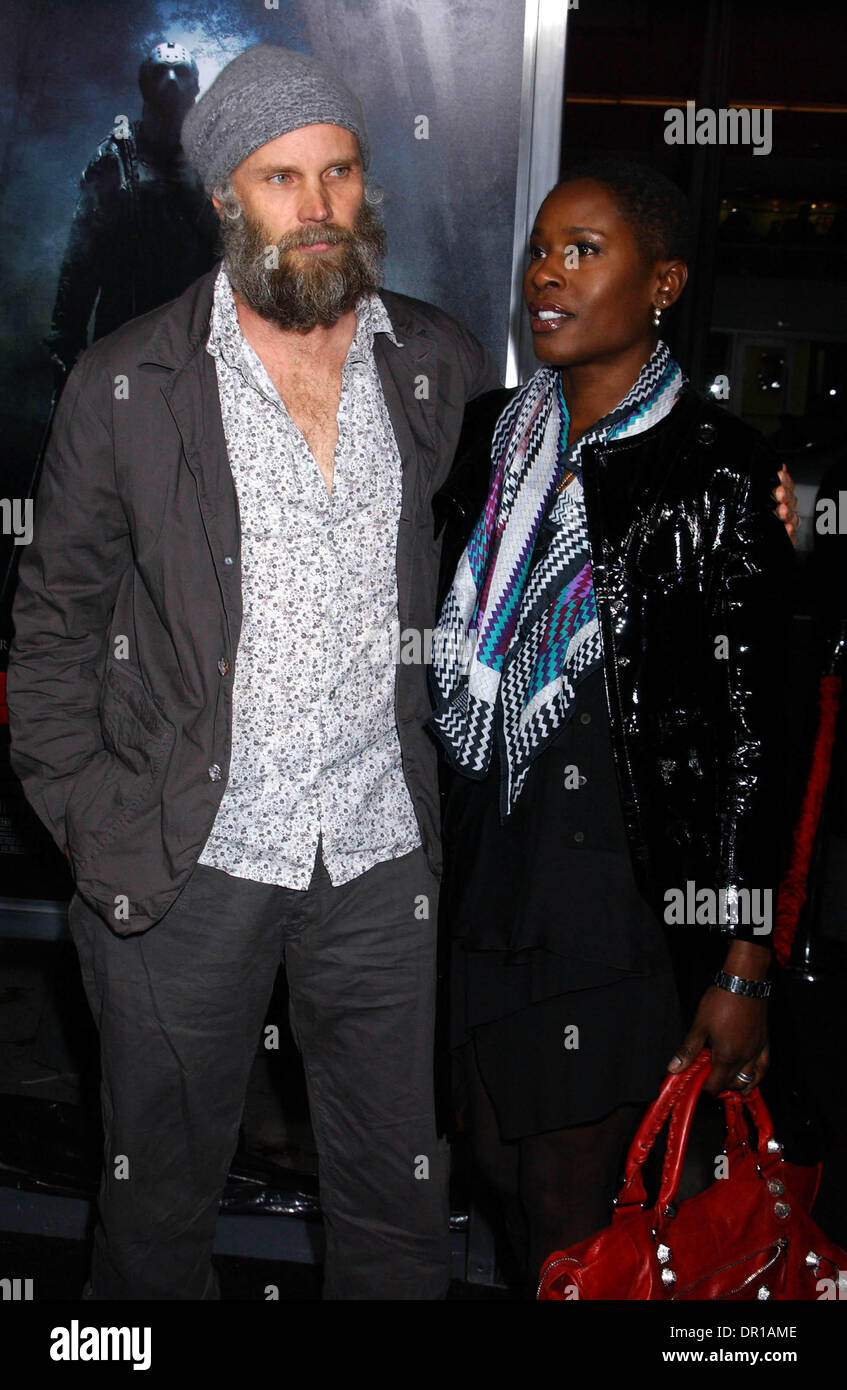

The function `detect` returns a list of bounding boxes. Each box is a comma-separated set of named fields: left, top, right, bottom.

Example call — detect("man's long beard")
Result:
left=219, top=200, right=386, bottom=331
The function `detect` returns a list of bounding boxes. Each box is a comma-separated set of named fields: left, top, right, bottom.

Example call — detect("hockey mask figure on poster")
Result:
left=45, top=40, right=219, bottom=386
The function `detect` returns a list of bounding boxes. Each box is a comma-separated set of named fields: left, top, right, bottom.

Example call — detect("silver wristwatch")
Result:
left=713, top=969, right=772, bottom=1000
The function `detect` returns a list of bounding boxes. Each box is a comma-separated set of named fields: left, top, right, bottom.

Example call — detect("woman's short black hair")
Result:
left=555, top=157, right=691, bottom=263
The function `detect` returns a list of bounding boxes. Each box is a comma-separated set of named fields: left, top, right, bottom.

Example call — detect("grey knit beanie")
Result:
left=182, top=44, right=370, bottom=195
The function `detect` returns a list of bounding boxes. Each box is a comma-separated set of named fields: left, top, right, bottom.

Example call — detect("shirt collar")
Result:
left=206, top=264, right=242, bottom=366
left=206, top=264, right=401, bottom=371
left=351, top=292, right=402, bottom=354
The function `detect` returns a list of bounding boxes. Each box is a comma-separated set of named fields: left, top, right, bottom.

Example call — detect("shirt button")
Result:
left=328, top=689, right=336, bottom=700
left=223, top=556, right=233, bottom=566
left=580, top=712, right=591, bottom=725
left=327, top=530, right=334, bottom=540
left=574, top=831, right=585, bottom=844
left=217, top=657, right=230, bottom=676
left=208, top=764, right=222, bottom=782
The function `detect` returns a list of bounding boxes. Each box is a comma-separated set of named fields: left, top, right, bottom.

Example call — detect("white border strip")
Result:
left=506, top=0, right=569, bottom=386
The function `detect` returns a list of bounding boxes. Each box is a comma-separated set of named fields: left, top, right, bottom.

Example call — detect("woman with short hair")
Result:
left=431, top=158, right=797, bottom=1293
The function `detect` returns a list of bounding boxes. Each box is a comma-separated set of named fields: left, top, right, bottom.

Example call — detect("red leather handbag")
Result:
left=538, top=1049, right=847, bottom=1300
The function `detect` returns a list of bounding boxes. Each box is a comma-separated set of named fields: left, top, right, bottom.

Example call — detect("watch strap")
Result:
left=713, top=969, right=772, bottom=999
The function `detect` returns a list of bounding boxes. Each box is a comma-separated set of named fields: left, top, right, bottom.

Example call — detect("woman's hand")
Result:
left=667, top=988, right=769, bottom=1096
left=774, top=467, right=800, bottom=544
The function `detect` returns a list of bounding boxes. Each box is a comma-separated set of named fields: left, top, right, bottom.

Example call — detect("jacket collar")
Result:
left=139, top=266, right=221, bottom=370
left=594, top=383, right=704, bottom=457
left=371, top=291, right=439, bottom=512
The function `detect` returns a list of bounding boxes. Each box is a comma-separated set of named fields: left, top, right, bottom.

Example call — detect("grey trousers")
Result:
left=68, top=844, right=449, bottom=1300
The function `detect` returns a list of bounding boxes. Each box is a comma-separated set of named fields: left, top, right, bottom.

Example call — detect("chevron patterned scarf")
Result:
left=429, top=340, right=686, bottom=815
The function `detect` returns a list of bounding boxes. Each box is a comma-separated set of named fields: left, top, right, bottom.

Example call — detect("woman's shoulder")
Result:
left=671, top=383, right=776, bottom=463
left=457, top=385, right=519, bottom=448
left=436, top=387, right=517, bottom=523
left=434, top=387, right=521, bottom=605
left=451, top=368, right=555, bottom=476
left=644, top=385, right=782, bottom=509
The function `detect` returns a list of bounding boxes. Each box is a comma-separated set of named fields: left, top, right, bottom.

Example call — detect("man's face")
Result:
left=227, top=123, right=364, bottom=246
left=213, top=123, right=385, bottom=331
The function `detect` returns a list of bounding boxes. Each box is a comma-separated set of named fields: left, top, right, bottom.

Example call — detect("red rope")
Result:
left=773, top=674, right=842, bottom=965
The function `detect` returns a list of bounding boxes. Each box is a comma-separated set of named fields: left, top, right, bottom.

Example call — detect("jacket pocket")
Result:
left=65, top=662, right=175, bottom=866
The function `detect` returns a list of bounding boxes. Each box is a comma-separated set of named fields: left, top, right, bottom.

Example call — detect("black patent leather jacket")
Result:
left=433, top=384, right=795, bottom=943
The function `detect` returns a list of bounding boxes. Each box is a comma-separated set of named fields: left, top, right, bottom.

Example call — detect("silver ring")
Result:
left=736, top=1070, right=755, bottom=1084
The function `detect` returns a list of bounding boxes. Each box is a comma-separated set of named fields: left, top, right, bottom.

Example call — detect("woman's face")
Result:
left=523, top=179, right=680, bottom=370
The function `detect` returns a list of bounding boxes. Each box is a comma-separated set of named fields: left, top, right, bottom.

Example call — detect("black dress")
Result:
left=442, top=668, right=683, bottom=1140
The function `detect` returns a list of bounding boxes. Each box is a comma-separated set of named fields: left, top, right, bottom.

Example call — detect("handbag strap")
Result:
left=656, top=1077, right=781, bottom=1218
left=615, top=1050, right=779, bottom=1220
left=722, top=1085, right=776, bottom=1155
left=616, top=1050, right=712, bottom=1209
left=657, top=1055, right=716, bottom=1211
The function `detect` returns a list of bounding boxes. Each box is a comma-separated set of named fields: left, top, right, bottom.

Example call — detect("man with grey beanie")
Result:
left=9, top=43, right=500, bottom=1300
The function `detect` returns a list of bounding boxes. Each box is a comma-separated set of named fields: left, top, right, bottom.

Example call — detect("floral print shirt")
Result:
left=198, top=267, right=421, bottom=887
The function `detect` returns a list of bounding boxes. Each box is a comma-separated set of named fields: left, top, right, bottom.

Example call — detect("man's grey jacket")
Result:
left=8, top=267, right=500, bottom=933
